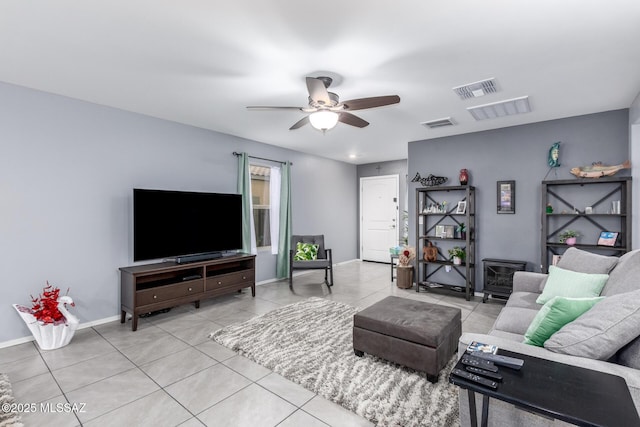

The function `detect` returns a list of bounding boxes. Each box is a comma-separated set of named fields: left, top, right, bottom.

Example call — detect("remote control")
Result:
left=466, top=366, right=503, bottom=381
left=470, top=351, right=524, bottom=370
left=182, top=274, right=202, bottom=281
left=461, top=354, right=499, bottom=372
left=451, top=368, right=498, bottom=389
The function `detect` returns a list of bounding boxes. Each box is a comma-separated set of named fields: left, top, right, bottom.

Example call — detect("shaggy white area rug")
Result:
left=0, top=374, right=23, bottom=427
left=210, top=297, right=459, bottom=427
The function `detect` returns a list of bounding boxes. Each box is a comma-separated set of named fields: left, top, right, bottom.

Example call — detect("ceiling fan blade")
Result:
left=246, top=106, right=303, bottom=110
left=289, top=116, right=310, bottom=130
left=341, top=95, right=401, bottom=111
left=306, top=77, right=332, bottom=106
left=338, top=112, right=369, bottom=128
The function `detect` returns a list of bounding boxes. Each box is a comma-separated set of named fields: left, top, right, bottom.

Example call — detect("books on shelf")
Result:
left=466, top=341, right=498, bottom=354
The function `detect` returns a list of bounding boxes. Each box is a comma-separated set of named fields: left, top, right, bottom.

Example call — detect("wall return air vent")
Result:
left=453, top=78, right=497, bottom=100
left=421, top=117, right=455, bottom=129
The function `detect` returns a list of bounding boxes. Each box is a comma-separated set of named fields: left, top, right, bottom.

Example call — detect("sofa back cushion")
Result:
left=544, top=289, right=640, bottom=360
left=601, top=249, right=640, bottom=296
left=556, top=247, right=618, bottom=274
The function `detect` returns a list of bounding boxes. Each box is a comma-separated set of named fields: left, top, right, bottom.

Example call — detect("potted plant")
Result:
left=559, top=230, right=580, bottom=246
left=396, top=246, right=416, bottom=289
left=13, top=282, right=79, bottom=350
left=448, top=247, right=465, bottom=265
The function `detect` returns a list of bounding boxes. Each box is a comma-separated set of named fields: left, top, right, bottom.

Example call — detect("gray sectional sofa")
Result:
left=458, top=247, right=640, bottom=426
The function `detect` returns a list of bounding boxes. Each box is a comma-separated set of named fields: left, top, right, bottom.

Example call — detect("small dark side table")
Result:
left=390, top=254, right=399, bottom=281
left=449, top=349, right=640, bottom=427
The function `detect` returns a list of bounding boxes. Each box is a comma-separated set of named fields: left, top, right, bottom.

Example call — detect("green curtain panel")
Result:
left=276, top=161, right=292, bottom=278
left=237, top=152, right=256, bottom=254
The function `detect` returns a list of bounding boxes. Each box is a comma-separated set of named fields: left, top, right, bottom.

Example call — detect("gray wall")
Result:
left=408, top=109, right=630, bottom=291
left=357, top=159, right=408, bottom=256
left=0, top=82, right=358, bottom=343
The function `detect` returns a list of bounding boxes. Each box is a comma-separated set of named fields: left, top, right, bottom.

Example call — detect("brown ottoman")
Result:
left=353, top=296, right=461, bottom=382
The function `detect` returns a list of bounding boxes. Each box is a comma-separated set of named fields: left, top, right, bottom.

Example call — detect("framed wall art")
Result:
left=497, top=180, right=516, bottom=214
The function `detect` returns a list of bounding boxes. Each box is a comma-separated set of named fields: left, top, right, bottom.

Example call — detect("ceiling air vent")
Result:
left=453, top=78, right=497, bottom=100
left=421, top=117, right=455, bottom=129
left=467, top=96, right=531, bottom=121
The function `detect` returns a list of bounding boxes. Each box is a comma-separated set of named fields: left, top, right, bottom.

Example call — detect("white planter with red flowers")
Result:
left=396, top=246, right=416, bottom=289
left=13, top=283, right=79, bottom=350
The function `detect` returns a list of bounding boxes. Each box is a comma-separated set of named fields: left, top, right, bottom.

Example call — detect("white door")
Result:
left=360, top=175, right=399, bottom=262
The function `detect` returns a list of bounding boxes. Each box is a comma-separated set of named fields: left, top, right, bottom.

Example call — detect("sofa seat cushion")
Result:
left=556, top=247, right=619, bottom=275
left=291, top=259, right=331, bottom=269
left=544, top=289, right=640, bottom=360
left=488, top=329, right=525, bottom=342
left=492, top=306, right=539, bottom=336
left=617, top=336, right=640, bottom=369
left=602, top=249, right=640, bottom=296
left=536, top=265, right=608, bottom=305
left=505, top=291, right=540, bottom=310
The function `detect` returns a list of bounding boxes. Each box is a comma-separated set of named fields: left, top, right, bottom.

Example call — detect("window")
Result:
left=250, top=165, right=271, bottom=247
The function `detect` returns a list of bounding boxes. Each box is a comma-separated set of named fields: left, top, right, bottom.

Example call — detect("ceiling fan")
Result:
left=246, top=76, right=400, bottom=132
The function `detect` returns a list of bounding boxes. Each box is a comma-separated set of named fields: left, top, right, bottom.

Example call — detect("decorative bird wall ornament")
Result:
left=548, top=142, right=561, bottom=167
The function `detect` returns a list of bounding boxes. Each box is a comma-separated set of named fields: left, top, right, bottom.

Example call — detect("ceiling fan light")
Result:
left=309, top=111, right=339, bottom=131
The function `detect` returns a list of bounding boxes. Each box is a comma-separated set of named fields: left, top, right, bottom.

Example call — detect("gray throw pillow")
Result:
left=556, top=247, right=618, bottom=275
left=544, top=290, right=640, bottom=360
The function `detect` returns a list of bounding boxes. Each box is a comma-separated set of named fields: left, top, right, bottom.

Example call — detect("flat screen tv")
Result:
left=133, top=188, right=243, bottom=262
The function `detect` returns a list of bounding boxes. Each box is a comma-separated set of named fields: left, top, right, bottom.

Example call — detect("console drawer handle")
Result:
left=242, top=276, right=246, bottom=280
left=153, top=295, right=157, bottom=299
left=218, top=281, right=222, bottom=285
left=188, top=287, right=192, bottom=291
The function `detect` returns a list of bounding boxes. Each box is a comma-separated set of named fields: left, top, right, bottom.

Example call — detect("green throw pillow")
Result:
left=294, top=242, right=319, bottom=261
left=524, top=296, right=603, bottom=347
left=536, top=265, right=609, bottom=305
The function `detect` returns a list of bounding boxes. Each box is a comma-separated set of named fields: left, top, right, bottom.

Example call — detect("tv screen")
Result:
left=133, top=188, right=243, bottom=262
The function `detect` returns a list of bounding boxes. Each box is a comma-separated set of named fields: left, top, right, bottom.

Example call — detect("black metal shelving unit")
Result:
left=415, top=185, right=476, bottom=300
left=541, top=176, right=632, bottom=273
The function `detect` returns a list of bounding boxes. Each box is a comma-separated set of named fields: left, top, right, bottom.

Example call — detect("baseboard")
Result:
left=334, top=258, right=359, bottom=266
left=1, top=259, right=362, bottom=348
left=0, top=336, right=35, bottom=349
left=255, top=258, right=359, bottom=286
left=0, top=315, right=123, bottom=349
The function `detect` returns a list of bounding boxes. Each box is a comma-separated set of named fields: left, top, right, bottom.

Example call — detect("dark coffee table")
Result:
left=449, top=349, right=640, bottom=427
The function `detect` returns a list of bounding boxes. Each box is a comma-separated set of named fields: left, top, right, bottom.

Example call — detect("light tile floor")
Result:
left=1, top=261, right=503, bottom=427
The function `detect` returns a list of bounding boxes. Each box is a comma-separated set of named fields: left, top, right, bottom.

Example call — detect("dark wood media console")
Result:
left=120, top=253, right=256, bottom=331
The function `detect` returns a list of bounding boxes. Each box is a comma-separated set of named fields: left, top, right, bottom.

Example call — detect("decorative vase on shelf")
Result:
left=453, top=256, right=462, bottom=265
left=423, top=242, right=437, bottom=262
left=459, top=169, right=469, bottom=185
left=13, top=294, right=79, bottom=350
left=565, top=237, right=577, bottom=246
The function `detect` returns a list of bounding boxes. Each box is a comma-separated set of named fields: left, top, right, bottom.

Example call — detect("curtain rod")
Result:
left=232, top=151, right=292, bottom=166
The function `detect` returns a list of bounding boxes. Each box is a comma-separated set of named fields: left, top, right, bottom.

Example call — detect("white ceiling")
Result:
left=2, top=1, right=640, bottom=164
